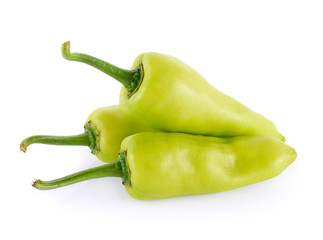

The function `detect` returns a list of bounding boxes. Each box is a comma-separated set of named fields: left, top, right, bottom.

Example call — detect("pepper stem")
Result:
left=62, top=41, right=142, bottom=96
left=32, top=151, right=130, bottom=190
left=32, top=161, right=123, bottom=190
left=20, top=133, right=90, bottom=153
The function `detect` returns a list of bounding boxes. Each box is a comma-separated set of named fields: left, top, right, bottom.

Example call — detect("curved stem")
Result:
left=33, top=160, right=123, bottom=190
left=62, top=41, right=142, bottom=96
left=20, top=133, right=89, bottom=152
left=32, top=152, right=130, bottom=190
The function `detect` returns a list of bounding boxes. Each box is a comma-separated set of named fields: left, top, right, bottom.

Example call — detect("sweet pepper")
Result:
left=62, top=42, right=285, bottom=141
left=20, top=105, right=155, bottom=162
left=32, top=132, right=296, bottom=200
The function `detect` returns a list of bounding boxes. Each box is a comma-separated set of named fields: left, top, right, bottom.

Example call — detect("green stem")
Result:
left=62, top=41, right=142, bottom=96
left=33, top=161, right=123, bottom=190
left=32, top=151, right=130, bottom=190
left=20, top=133, right=90, bottom=152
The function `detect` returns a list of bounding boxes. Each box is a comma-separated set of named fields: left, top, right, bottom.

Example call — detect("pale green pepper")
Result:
left=32, top=132, right=296, bottom=200
left=62, top=42, right=285, bottom=141
left=20, top=105, right=155, bottom=163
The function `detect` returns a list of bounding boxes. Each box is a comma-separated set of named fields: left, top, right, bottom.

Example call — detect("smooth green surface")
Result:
left=121, top=132, right=296, bottom=200
left=120, top=53, right=285, bottom=141
left=85, top=105, right=156, bottom=162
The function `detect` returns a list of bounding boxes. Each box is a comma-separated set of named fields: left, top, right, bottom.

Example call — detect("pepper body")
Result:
left=86, top=105, right=156, bottom=162
left=120, top=132, right=295, bottom=200
left=119, top=53, right=284, bottom=141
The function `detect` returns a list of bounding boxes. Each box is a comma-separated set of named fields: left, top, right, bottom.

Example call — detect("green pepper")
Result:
left=20, top=105, right=155, bottom=163
left=62, top=42, right=285, bottom=141
left=32, top=132, right=296, bottom=200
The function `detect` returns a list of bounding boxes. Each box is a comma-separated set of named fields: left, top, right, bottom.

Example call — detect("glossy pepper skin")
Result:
left=33, top=132, right=296, bottom=200
left=62, top=42, right=285, bottom=141
left=20, top=105, right=155, bottom=163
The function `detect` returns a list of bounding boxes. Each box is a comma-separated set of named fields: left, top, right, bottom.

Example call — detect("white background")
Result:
left=1, top=1, right=322, bottom=239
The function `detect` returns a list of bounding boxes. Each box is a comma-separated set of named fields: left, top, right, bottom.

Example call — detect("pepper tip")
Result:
left=61, top=41, right=71, bottom=59
left=31, top=179, right=40, bottom=188
left=19, top=141, right=27, bottom=153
